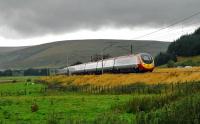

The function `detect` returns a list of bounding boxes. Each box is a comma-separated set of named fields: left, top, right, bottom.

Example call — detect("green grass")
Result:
left=0, top=95, right=133, bottom=123
left=0, top=78, right=133, bottom=123
left=175, top=56, right=200, bottom=67
left=0, top=82, right=43, bottom=96
left=1, top=76, right=200, bottom=124
left=136, top=93, right=200, bottom=124
left=0, top=76, right=43, bottom=96
left=0, top=76, right=39, bottom=81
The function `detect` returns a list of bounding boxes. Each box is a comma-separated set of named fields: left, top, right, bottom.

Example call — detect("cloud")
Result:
left=0, top=0, right=200, bottom=39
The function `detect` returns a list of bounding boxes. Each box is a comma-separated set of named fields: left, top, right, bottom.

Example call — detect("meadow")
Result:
left=1, top=67, right=200, bottom=124
left=0, top=77, right=133, bottom=123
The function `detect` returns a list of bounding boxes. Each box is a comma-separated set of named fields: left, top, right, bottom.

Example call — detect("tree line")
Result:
left=0, top=68, right=53, bottom=76
left=155, top=27, right=200, bottom=66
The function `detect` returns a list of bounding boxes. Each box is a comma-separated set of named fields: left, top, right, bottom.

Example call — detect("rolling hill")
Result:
left=0, top=47, right=27, bottom=54
left=0, top=39, right=170, bottom=69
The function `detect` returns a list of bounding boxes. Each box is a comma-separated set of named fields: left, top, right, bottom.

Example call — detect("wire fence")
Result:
left=44, top=80, right=200, bottom=95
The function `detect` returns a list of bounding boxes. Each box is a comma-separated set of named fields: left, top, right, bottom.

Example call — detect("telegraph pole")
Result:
left=101, top=43, right=115, bottom=74
left=66, top=56, right=69, bottom=75
left=131, top=44, right=133, bottom=54
left=91, top=56, right=93, bottom=62
left=67, top=56, right=69, bottom=67
left=101, top=51, right=104, bottom=74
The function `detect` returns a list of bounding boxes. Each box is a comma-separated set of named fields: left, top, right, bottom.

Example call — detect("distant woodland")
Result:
left=155, top=27, right=200, bottom=66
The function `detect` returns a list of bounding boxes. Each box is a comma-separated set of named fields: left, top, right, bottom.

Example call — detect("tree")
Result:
left=24, top=68, right=48, bottom=76
left=3, top=69, right=12, bottom=76
left=154, top=52, right=177, bottom=66
left=194, top=27, right=200, bottom=35
left=92, top=54, right=111, bottom=61
left=70, top=61, right=83, bottom=66
left=167, top=27, right=200, bottom=57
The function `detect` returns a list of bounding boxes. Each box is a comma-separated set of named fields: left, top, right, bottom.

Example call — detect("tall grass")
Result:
left=89, top=80, right=200, bottom=124
left=39, top=67, right=200, bottom=88
left=136, top=94, right=200, bottom=124
left=37, top=75, right=200, bottom=95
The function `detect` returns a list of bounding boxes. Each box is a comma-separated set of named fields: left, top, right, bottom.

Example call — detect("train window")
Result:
left=141, top=54, right=153, bottom=64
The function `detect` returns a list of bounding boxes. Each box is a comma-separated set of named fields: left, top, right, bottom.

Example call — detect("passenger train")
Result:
left=57, top=53, right=155, bottom=75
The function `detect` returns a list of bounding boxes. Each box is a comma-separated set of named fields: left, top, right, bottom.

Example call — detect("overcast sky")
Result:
left=0, top=0, right=200, bottom=46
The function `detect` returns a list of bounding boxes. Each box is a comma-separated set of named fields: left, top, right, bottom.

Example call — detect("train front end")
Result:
left=138, top=53, right=155, bottom=72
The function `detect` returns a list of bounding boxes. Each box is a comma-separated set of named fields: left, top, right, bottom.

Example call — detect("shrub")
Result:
left=31, top=103, right=39, bottom=112
left=12, top=80, right=17, bottom=83
left=167, top=60, right=175, bottom=68
left=26, top=78, right=32, bottom=82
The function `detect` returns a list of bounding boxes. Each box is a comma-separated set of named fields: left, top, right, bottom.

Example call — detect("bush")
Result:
left=26, top=78, right=32, bottom=82
left=154, top=52, right=177, bottom=66
left=12, top=80, right=17, bottom=83
left=31, top=103, right=39, bottom=112
left=167, top=60, right=175, bottom=68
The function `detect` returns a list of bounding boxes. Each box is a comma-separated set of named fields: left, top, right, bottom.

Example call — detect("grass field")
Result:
left=1, top=67, right=200, bottom=123
left=0, top=77, right=133, bottom=123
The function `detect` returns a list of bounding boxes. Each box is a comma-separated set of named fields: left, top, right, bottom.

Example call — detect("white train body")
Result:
left=57, top=53, right=154, bottom=75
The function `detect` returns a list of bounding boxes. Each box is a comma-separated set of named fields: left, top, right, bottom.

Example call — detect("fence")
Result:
left=45, top=80, right=200, bottom=95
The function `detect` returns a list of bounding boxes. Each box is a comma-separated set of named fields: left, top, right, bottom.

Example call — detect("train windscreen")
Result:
left=140, top=54, right=153, bottom=64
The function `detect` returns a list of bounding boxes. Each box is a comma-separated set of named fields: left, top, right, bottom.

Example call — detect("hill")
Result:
left=0, top=39, right=169, bottom=69
left=0, top=47, right=27, bottom=54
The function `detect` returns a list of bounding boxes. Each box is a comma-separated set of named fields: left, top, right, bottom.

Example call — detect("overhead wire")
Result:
left=94, top=10, right=200, bottom=57
left=132, top=10, right=200, bottom=40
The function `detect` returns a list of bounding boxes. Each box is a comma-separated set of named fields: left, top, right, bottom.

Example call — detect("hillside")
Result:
left=0, top=47, right=27, bottom=54
left=175, top=56, right=200, bottom=66
left=0, top=39, right=169, bottom=69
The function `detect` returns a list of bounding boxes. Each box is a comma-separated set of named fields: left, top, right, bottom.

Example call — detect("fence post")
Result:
left=177, top=82, right=180, bottom=94
left=171, top=83, right=174, bottom=93
left=185, top=81, right=188, bottom=95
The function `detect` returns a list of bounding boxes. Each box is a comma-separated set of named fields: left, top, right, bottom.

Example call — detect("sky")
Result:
left=0, top=0, right=200, bottom=47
